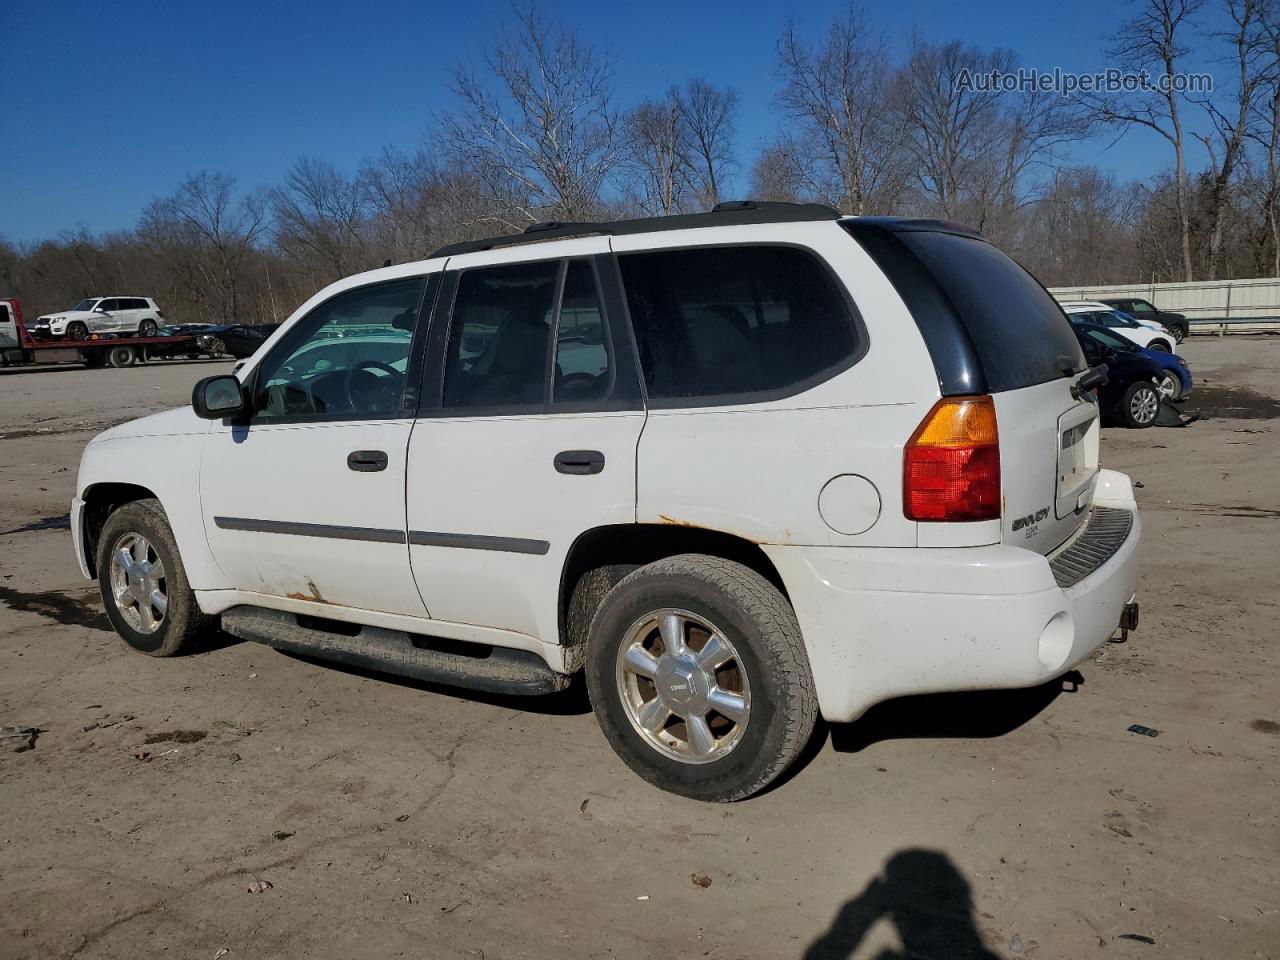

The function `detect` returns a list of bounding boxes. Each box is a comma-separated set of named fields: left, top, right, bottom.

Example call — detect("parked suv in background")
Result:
left=35, top=297, right=163, bottom=340
left=72, top=202, right=1142, bottom=801
left=1097, top=297, right=1189, bottom=343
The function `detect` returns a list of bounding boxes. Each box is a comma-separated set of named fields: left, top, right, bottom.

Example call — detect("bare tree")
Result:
left=443, top=5, right=617, bottom=224
left=678, top=78, right=738, bottom=208
left=749, top=140, right=809, bottom=202
left=1191, top=0, right=1272, bottom=278
left=776, top=10, right=907, bottom=214
left=271, top=157, right=369, bottom=280
left=896, top=39, right=1087, bottom=244
left=138, top=172, right=269, bottom=323
left=623, top=92, right=688, bottom=215
left=1088, top=0, right=1203, bottom=280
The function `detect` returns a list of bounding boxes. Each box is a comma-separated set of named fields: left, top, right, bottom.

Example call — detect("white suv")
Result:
left=1058, top=300, right=1177, bottom=353
left=35, top=296, right=163, bottom=340
left=72, top=203, right=1142, bottom=801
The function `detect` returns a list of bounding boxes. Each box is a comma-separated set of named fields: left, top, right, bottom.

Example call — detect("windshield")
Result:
left=1108, top=310, right=1141, bottom=327
left=70, top=299, right=98, bottom=312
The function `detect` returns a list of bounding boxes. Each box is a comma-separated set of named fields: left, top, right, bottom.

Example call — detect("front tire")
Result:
left=585, top=554, right=817, bottom=802
left=1122, top=381, right=1160, bottom=428
left=1156, top=370, right=1182, bottom=401
left=1168, top=323, right=1187, bottom=344
left=97, top=499, right=212, bottom=656
left=1148, top=339, right=1171, bottom=353
left=66, top=321, right=88, bottom=341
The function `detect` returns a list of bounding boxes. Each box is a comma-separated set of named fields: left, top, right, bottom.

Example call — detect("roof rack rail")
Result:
left=429, top=200, right=842, bottom=258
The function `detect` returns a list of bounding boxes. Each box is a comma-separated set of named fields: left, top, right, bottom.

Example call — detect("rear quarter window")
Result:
left=618, top=245, right=863, bottom=405
left=901, top=232, right=1083, bottom=393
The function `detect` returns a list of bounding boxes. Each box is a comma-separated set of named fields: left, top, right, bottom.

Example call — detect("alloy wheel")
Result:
left=615, top=608, right=751, bottom=764
left=108, top=533, right=168, bottom=634
left=1130, top=386, right=1159, bottom=425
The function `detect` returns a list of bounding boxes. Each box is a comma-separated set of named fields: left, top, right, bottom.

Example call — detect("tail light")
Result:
left=904, top=395, right=1000, bottom=522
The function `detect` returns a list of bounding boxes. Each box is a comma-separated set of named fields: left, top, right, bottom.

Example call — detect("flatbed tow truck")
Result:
left=0, top=297, right=200, bottom=369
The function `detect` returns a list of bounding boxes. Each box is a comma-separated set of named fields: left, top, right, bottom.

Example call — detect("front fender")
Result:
left=76, top=429, right=226, bottom=590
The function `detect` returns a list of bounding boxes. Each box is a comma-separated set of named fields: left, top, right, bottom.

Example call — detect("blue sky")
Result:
left=0, top=0, right=1230, bottom=244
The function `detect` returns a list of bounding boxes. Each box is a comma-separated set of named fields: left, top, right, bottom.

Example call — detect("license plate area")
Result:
left=1056, top=406, right=1099, bottom=519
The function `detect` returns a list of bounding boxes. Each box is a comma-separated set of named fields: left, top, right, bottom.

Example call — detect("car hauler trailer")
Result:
left=0, top=298, right=197, bottom=368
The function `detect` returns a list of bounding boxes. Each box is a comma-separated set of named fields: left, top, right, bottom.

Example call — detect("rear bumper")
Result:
left=765, top=469, right=1141, bottom=723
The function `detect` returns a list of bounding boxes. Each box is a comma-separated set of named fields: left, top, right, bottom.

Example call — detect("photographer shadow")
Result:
left=805, top=848, right=1000, bottom=960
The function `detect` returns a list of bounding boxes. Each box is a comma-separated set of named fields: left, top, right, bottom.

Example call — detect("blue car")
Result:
left=1071, top=320, right=1193, bottom=400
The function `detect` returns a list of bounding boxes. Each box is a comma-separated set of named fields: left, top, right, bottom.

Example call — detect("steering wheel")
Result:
left=344, top=359, right=403, bottom=412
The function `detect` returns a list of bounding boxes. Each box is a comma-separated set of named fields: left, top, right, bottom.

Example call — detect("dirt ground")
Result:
left=1, top=341, right=1277, bottom=960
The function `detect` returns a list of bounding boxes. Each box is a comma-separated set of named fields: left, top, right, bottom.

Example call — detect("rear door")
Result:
left=876, top=230, right=1098, bottom=554
left=406, top=246, right=645, bottom=644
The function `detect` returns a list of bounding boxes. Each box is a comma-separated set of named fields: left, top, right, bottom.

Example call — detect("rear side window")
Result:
left=618, top=245, right=861, bottom=404
left=894, top=232, right=1083, bottom=393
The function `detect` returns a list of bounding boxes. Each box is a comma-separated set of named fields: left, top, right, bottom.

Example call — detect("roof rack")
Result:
left=429, top=200, right=842, bottom=258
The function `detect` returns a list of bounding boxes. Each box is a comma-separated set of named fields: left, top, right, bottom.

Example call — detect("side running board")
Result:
left=220, top=606, right=569, bottom=696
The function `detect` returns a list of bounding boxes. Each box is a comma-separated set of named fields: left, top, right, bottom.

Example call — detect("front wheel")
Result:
left=97, top=499, right=213, bottom=656
left=66, top=321, right=88, bottom=341
left=585, top=554, right=817, bottom=802
left=1156, top=370, right=1182, bottom=401
left=1169, top=323, right=1187, bottom=344
left=1122, top=381, right=1160, bottom=428
left=1148, top=339, right=1171, bottom=353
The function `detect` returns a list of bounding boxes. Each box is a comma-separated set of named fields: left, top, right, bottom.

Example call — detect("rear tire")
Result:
left=585, top=554, right=817, bottom=802
left=1122, top=381, right=1160, bottom=428
left=138, top=318, right=157, bottom=337
left=106, top=345, right=136, bottom=367
left=97, top=499, right=212, bottom=656
left=66, top=321, right=88, bottom=341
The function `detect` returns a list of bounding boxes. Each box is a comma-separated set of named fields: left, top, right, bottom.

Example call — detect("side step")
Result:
left=220, top=606, right=570, bottom=696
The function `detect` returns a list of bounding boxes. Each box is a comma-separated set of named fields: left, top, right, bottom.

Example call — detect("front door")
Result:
left=406, top=250, right=645, bottom=643
left=199, top=273, right=436, bottom=616
left=93, top=298, right=121, bottom=333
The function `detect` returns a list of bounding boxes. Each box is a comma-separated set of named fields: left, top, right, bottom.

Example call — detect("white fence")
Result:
left=1048, top=277, right=1280, bottom=333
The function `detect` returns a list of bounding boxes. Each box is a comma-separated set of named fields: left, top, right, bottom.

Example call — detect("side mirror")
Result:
left=192, top=374, right=248, bottom=419
left=1100, top=345, right=1116, bottom=360
left=93, top=306, right=106, bottom=313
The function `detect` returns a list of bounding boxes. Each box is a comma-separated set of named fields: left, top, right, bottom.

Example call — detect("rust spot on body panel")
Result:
left=287, top=578, right=329, bottom=604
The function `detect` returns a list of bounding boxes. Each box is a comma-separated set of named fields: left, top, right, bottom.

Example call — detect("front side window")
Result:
left=1129, top=300, right=1156, bottom=316
left=443, top=261, right=559, bottom=410
left=98, top=299, right=120, bottom=312
left=618, top=245, right=859, bottom=403
left=72, top=299, right=97, bottom=312
left=253, top=276, right=425, bottom=420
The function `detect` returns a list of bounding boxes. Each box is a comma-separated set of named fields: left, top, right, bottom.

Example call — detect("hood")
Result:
left=38, top=310, right=97, bottom=322
left=91, top=406, right=211, bottom=444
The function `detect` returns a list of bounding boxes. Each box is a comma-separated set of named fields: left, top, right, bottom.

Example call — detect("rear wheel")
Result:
left=205, top=337, right=226, bottom=358
left=1122, top=381, right=1160, bottom=428
left=106, top=345, right=137, bottom=367
left=586, top=554, right=817, bottom=802
left=97, top=499, right=212, bottom=656
left=66, top=321, right=88, bottom=341
left=138, top=318, right=157, bottom=337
